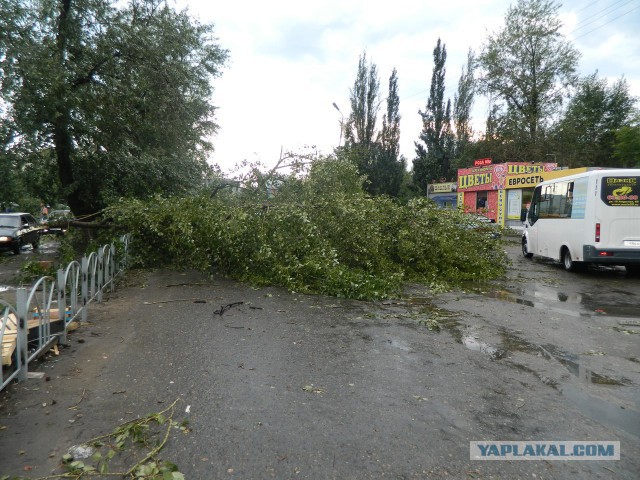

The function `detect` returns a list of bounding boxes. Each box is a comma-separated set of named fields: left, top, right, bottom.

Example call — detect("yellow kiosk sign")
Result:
left=505, top=168, right=589, bottom=189
left=506, top=173, right=547, bottom=188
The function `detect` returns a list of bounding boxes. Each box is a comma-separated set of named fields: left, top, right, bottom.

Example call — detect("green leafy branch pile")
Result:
left=14, top=260, right=58, bottom=284
left=110, top=159, right=507, bottom=300
left=1, top=399, right=186, bottom=480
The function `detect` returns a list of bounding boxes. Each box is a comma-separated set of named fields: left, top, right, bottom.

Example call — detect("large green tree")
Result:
left=552, top=74, right=637, bottom=167
left=477, top=0, right=580, bottom=155
left=0, top=0, right=228, bottom=216
left=413, top=38, right=454, bottom=193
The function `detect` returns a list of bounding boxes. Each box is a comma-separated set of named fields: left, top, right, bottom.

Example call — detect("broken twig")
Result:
left=68, top=389, right=86, bottom=410
left=143, top=298, right=206, bottom=305
left=213, top=302, right=244, bottom=316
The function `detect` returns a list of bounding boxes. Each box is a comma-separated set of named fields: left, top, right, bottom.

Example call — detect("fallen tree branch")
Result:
left=213, top=302, right=244, bottom=316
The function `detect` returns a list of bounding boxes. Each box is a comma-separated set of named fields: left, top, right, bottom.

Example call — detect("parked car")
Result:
left=0, top=213, right=43, bottom=254
left=42, top=209, right=73, bottom=236
left=464, top=213, right=502, bottom=239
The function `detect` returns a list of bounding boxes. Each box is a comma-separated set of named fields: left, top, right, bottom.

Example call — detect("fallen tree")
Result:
left=106, top=158, right=507, bottom=300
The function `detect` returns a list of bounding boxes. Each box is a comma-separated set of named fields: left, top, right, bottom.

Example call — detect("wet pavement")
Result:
left=427, top=241, right=640, bottom=445
left=0, top=239, right=638, bottom=479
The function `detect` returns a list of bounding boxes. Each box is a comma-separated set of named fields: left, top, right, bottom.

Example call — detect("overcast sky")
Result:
left=173, top=0, right=640, bottom=173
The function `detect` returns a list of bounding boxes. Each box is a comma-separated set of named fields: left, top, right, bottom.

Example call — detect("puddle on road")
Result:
left=386, top=337, right=412, bottom=351
left=470, top=287, right=589, bottom=318
left=461, top=335, right=505, bottom=359
left=467, top=283, right=640, bottom=319
left=459, top=322, right=638, bottom=436
left=499, top=328, right=630, bottom=386
left=429, top=315, right=630, bottom=386
left=402, top=295, right=638, bottom=438
left=400, top=298, right=632, bottom=386
left=538, top=342, right=629, bottom=386
left=562, top=384, right=640, bottom=439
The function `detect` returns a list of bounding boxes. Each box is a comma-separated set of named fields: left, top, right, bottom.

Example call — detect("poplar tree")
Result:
left=345, top=52, right=381, bottom=150
left=370, top=68, right=405, bottom=197
left=453, top=49, right=475, bottom=166
left=343, top=53, right=404, bottom=197
left=413, top=38, right=454, bottom=193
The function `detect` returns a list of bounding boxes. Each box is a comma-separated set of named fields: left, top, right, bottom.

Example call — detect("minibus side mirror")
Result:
left=520, top=208, right=528, bottom=222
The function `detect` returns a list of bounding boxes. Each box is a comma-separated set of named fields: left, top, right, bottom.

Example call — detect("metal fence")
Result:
left=1, top=236, right=129, bottom=392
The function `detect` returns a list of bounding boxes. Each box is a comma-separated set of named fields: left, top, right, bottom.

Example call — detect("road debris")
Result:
left=213, top=302, right=244, bottom=316
left=302, top=385, right=325, bottom=394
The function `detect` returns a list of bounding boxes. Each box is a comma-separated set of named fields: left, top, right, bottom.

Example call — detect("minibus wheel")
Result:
left=522, top=237, right=533, bottom=259
left=562, top=248, right=584, bottom=272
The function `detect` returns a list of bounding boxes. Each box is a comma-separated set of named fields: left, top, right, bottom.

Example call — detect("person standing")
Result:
left=40, top=202, right=49, bottom=222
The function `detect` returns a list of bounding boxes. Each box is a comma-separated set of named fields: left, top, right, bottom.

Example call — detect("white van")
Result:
left=520, top=169, right=640, bottom=274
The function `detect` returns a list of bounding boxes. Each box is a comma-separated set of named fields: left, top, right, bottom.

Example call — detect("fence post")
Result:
left=110, top=244, right=116, bottom=292
left=104, top=247, right=110, bottom=291
left=122, top=236, right=128, bottom=270
left=70, top=266, right=76, bottom=319
left=16, top=288, right=28, bottom=382
left=41, top=277, right=51, bottom=346
left=90, top=256, right=96, bottom=300
left=97, top=249, right=104, bottom=303
left=57, top=269, right=67, bottom=345
left=81, top=256, right=88, bottom=322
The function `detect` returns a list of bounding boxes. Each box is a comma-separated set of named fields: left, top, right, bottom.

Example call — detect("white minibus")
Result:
left=520, top=169, right=640, bottom=274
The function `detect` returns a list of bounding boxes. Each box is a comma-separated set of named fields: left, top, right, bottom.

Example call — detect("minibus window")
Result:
left=528, top=187, right=541, bottom=225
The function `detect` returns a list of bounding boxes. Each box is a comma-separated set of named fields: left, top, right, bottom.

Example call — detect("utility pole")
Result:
left=332, top=102, right=344, bottom=147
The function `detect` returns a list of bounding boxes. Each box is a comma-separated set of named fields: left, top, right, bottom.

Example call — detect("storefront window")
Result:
left=476, top=191, right=487, bottom=209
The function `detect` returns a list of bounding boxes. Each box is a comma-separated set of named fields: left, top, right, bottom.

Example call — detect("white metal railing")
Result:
left=1, top=235, right=128, bottom=392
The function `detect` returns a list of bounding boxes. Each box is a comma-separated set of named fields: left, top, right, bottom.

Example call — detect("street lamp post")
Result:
left=332, top=102, right=344, bottom=147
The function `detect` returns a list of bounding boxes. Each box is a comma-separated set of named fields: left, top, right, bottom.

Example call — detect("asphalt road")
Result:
left=1, top=240, right=639, bottom=479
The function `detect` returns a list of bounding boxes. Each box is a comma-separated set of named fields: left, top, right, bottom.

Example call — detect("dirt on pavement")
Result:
left=0, top=241, right=638, bottom=479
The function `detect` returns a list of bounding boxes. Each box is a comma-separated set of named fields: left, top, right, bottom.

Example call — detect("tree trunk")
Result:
left=52, top=0, right=90, bottom=218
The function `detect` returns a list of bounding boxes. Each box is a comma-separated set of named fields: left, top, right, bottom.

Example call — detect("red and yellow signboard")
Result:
left=457, top=162, right=558, bottom=192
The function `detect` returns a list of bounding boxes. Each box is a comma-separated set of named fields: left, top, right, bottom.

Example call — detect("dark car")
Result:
left=42, top=209, right=73, bottom=236
left=0, top=213, right=43, bottom=254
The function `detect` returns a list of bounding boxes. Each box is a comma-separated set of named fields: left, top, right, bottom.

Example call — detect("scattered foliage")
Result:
left=0, top=399, right=186, bottom=480
left=14, top=261, right=57, bottom=284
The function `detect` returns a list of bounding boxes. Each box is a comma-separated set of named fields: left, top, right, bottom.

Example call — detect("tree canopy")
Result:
left=477, top=0, right=580, bottom=157
left=552, top=74, right=637, bottom=167
left=613, top=122, right=640, bottom=168
left=413, top=38, right=454, bottom=191
left=0, top=0, right=228, bottom=216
